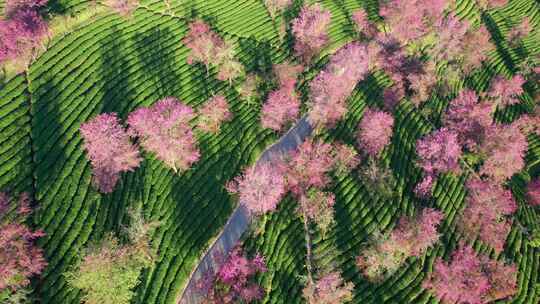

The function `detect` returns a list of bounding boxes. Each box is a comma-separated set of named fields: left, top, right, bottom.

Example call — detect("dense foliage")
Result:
left=65, top=209, right=156, bottom=304
left=423, top=243, right=517, bottom=304
left=127, top=97, right=200, bottom=173
left=196, top=246, right=267, bottom=304
left=0, top=193, right=46, bottom=299
left=356, top=208, right=443, bottom=281
left=80, top=113, right=142, bottom=193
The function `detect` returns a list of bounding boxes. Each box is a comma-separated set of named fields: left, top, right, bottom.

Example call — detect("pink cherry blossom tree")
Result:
left=442, top=89, right=493, bottom=151
left=357, top=108, right=394, bottom=157
left=0, top=0, right=48, bottom=65
left=302, top=272, right=354, bottom=304
left=416, top=128, right=462, bottom=178
left=291, top=3, right=331, bottom=63
left=486, top=74, right=526, bottom=107
left=80, top=113, right=142, bottom=193
left=183, top=20, right=244, bottom=83
left=457, top=178, right=517, bottom=253
left=351, top=9, right=377, bottom=39
left=226, top=162, right=286, bottom=215
left=423, top=242, right=517, bottom=304
left=0, top=193, right=46, bottom=292
left=283, top=139, right=335, bottom=196
left=356, top=208, right=443, bottom=281
left=308, top=42, right=371, bottom=127
left=196, top=245, right=267, bottom=304
left=479, top=123, right=527, bottom=183
left=127, top=97, right=200, bottom=173
left=379, top=0, right=447, bottom=44
left=196, top=95, right=232, bottom=134
left=261, top=87, right=300, bottom=131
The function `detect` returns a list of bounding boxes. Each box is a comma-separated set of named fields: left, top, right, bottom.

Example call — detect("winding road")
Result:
left=179, top=117, right=313, bottom=304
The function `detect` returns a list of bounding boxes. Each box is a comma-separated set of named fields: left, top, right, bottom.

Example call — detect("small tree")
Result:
left=357, top=208, right=443, bottom=281
left=80, top=113, right=142, bottom=193
left=196, top=95, right=232, bottom=134
left=457, top=178, right=517, bottom=253
left=196, top=246, right=267, bottom=304
left=299, top=189, right=336, bottom=236
left=416, top=128, right=462, bottom=176
left=332, top=143, right=360, bottom=175
left=442, top=89, right=493, bottom=151
left=183, top=20, right=244, bottom=83
left=302, top=271, right=354, bottom=304
left=65, top=209, right=156, bottom=304
left=308, top=42, right=370, bottom=127
left=486, top=74, right=526, bottom=107
left=226, top=162, right=286, bottom=215
left=0, top=193, right=46, bottom=296
left=479, top=123, right=527, bottom=183
left=423, top=242, right=517, bottom=304
left=0, top=0, right=48, bottom=66
left=357, top=108, right=394, bottom=157
left=127, top=97, right=200, bottom=173
left=283, top=139, right=335, bottom=196
left=261, top=87, right=300, bottom=131
left=291, top=3, right=331, bottom=63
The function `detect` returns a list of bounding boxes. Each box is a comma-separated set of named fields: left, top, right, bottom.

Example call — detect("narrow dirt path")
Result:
left=179, top=117, right=313, bottom=304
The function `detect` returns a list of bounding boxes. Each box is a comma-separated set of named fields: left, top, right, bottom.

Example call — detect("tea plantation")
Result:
left=0, top=0, right=539, bottom=303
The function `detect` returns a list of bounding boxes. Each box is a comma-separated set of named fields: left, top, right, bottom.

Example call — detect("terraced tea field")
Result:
left=0, top=0, right=539, bottom=303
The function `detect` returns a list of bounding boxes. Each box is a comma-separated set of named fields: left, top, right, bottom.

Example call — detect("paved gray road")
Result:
left=180, top=117, right=313, bottom=304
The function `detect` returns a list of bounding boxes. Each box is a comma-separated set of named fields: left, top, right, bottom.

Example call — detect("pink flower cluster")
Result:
left=183, top=20, right=243, bottom=83
left=527, top=178, right=540, bottom=206
left=80, top=113, right=142, bottom=193
left=357, top=108, right=394, bottom=157
left=261, top=63, right=303, bottom=131
left=226, top=162, right=286, bottom=215
left=197, top=95, right=232, bottom=133
left=283, top=139, right=336, bottom=196
left=351, top=9, right=377, bottom=39
left=303, top=272, right=354, bottom=304
left=442, top=90, right=493, bottom=151
left=197, top=246, right=267, bottom=304
left=487, top=74, right=526, bottom=107
left=127, top=97, right=200, bottom=173
left=357, top=208, right=443, bottom=281
left=291, top=3, right=332, bottom=62
left=0, top=0, right=48, bottom=63
left=309, top=42, right=371, bottom=127
left=261, top=88, right=300, bottom=131
left=0, top=193, right=46, bottom=291
left=423, top=242, right=517, bottom=304
left=379, top=0, right=447, bottom=44
left=416, top=128, right=462, bottom=175
left=479, top=123, right=527, bottom=182
left=458, top=178, right=517, bottom=253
